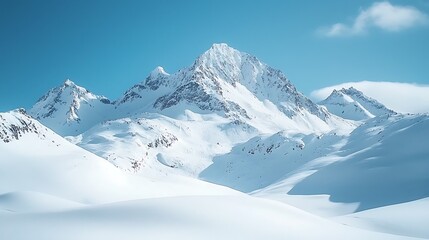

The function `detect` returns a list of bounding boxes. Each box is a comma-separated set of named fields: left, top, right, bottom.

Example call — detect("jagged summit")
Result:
left=211, top=42, right=230, bottom=49
left=29, top=80, right=113, bottom=135
left=320, top=87, right=395, bottom=121
left=63, top=79, right=76, bottom=87
left=196, top=43, right=241, bottom=66
left=32, top=44, right=349, bottom=136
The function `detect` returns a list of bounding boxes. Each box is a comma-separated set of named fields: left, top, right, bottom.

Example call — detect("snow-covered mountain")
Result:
left=3, top=43, right=429, bottom=239
left=31, top=43, right=356, bottom=175
left=115, top=43, right=343, bottom=133
left=118, top=44, right=321, bottom=116
left=28, top=44, right=352, bottom=139
left=29, top=79, right=114, bottom=135
left=319, top=87, right=395, bottom=121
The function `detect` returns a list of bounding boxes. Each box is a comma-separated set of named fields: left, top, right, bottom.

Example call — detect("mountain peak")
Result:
left=210, top=43, right=232, bottom=51
left=320, top=87, right=395, bottom=121
left=340, top=87, right=362, bottom=96
left=64, top=79, right=76, bottom=87
left=29, top=79, right=113, bottom=135
left=150, top=66, right=169, bottom=77
left=197, top=43, right=241, bottom=65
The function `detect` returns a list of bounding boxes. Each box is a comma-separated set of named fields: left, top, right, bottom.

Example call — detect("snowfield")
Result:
left=1, top=195, right=422, bottom=240
left=1, top=44, right=428, bottom=239
left=2, top=112, right=422, bottom=240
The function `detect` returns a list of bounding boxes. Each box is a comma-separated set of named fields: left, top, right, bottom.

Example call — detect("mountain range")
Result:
left=1, top=43, right=428, bottom=240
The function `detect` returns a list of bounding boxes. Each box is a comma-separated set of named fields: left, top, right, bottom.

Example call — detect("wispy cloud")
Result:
left=319, top=1, right=428, bottom=37
left=310, top=81, right=429, bottom=114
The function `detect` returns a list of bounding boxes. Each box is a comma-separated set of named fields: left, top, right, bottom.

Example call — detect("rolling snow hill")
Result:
left=0, top=110, right=238, bottom=204
left=1, top=109, right=416, bottom=240
left=1, top=195, right=419, bottom=240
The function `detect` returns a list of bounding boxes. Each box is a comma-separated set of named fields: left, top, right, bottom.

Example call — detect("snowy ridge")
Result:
left=29, top=44, right=352, bottom=138
left=29, top=79, right=113, bottom=135
left=73, top=112, right=255, bottom=175
left=117, top=44, right=329, bottom=120
left=320, top=87, right=395, bottom=121
left=0, top=109, right=49, bottom=143
left=115, top=43, right=344, bottom=133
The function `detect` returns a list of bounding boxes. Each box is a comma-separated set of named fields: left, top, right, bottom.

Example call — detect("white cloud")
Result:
left=310, top=81, right=429, bottom=114
left=320, top=1, right=428, bottom=37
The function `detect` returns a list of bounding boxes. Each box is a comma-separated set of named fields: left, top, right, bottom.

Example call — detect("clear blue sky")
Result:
left=1, top=0, right=428, bottom=111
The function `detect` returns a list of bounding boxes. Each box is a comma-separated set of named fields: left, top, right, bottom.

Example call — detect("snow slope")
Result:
left=200, top=130, right=351, bottom=192
left=202, top=112, right=429, bottom=213
left=288, top=114, right=429, bottom=211
left=335, top=197, right=429, bottom=239
left=1, top=110, right=419, bottom=240
left=240, top=113, right=429, bottom=238
left=0, top=110, right=238, bottom=204
left=73, top=112, right=254, bottom=176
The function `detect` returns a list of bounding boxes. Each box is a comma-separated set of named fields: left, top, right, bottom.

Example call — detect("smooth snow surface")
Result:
left=335, top=198, right=429, bottom=239
left=0, top=195, right=421, bottom=240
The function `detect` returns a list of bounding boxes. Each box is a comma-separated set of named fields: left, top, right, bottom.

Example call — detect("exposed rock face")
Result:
left=0, top=109, right=46, bottom=143
left=116, top=43, right=331, bottom=122
left=29, top=79, right=113, bottom=135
